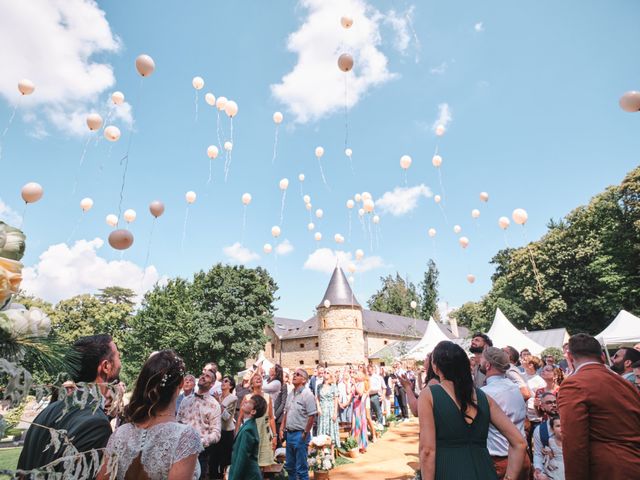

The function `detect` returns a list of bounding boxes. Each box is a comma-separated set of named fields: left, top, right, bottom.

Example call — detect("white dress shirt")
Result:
left=481, top=375, right=527, bottom=456
left=369, top=374, right=384, bottom=395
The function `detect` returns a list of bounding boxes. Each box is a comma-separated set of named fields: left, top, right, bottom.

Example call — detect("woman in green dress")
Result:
left=418, top=341, right=527, bottom=480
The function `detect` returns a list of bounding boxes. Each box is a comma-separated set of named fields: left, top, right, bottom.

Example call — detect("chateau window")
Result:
left=299, top=360, right=304, bottom=365
left=315, top=360, right=319, bottom=364
left=299, top=343, right=305, bottom=348
left=315, top=342, right=319, bottom=347
left=271, top=345, right=275, bottom=357
left=384, top=340, right=388, bottom=345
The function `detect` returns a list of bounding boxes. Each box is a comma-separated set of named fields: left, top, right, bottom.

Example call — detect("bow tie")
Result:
left=194, top=393, right=205, bottom=399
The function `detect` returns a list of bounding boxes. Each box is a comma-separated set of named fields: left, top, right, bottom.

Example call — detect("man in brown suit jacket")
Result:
left=558, top=333, right=640, bottom=480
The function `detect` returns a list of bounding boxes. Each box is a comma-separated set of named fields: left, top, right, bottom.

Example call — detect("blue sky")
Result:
left=1, top=0, right=639, bottom=321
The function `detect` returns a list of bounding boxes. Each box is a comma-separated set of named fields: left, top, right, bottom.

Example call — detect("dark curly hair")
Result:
left=125, top=350, right=185, bottom=423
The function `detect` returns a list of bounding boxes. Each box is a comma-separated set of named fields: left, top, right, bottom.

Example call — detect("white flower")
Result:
left=323, top=459, right=332, bottom=470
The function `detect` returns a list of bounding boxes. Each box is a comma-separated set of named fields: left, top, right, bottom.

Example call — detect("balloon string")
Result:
left=521, top=226, right=544, bottom=295
left=141, top=218, right=156, bottom=290
left=299, top=181, right=303, bottom=198
left=0, top=103, right=18, bottom=162
left=230, top=117, right=234, bottom=145
left=431, top=238, right=438, bottom=264
left=224, top=149, right=232, bottom=182
left=406, top=10, right=421, bottom=62
left=181, top=206, right=190, bottom=252
left=207, top=158, right=213, bottom=185
left=272, top=125, right=279, bottom=165
left=437, top=202, right=449, bottom=226
left=375, top=222, right=382, bottom=250
left=317, top=158, right=329, bottom=189
left=280, top=190, right=286, bottom=226
left=66, top=214, right=84, bottom=245
left=73, top=136, right=93, bottom=194
left=359, top=215, right=365, bottom=236
left=19, top=203, right=28, bottom=229
left=403, top=170, right=408, bottom=187
left=368, top=216, right=373, bottom=252
left=437, top=169, right=446, bottom=206
left=503, top=230, right=511, bottom=248
left=194, top=91, right=199, bottom=123
left=241, top=206, right=247, bottom=244
left=344, top=73, right=349, bottom=151
left=216, top=111, right=222, bottom=150
left=348, top=153, right=355, bottom=176
left=348, top=211, right=352, bottom=243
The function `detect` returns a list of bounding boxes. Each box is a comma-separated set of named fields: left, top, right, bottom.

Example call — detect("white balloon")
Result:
left=307, top=222, right=315, bottom=231
left=363, top=199, right=375, bottom=213
left=334, top=234, right=344, bottom=244
left=435, top=124, right=446, bottom=136
left=305, top=203, right=312, bottom=211
left=355, top=249, right=364, bottom=260
left=242, top=193, right=252, bottom=205
left=358, top=208, right=365, bottom=217
left=18, top=79, right=35, bottom=95
left=362, top=192, right=372, bottom=201
left=410, top=300, right=417, bottom=309
left=400, top=155, right=412, bottom=170
left=346, top=199, right=355, bottom=209
left=216, top=96, right=228, bottom=110
left=434, top=195, right=442, bottom=204
left=224, top=100, right=238, bottom=118
left=348, top=275, right=355, bottom=283
left=315, top=209, right=323, bottom=219
left=111, top=91, right=125, bottom=105
left=185, top=191, right=197, bottom=204
left=263, top=243, right=273, bottom=254
left=224, top=141, right=233, bottom=151
left=106, top=214, right=118, bottom=227
left=480, top=192, right=489, bottom=202
left=341, top=16, right=353, bottom=29
left=124, top=209, right=137, bottom=223
left=104, top=125, right=121, bottom=142
left=192, top=76, right=205, bottom=90
left=347, top=263, right=357, bottom=273
left=345, top=148, right=353, bottom=157
left=80, top=197, right=93, bottom=212
left=279, top=178, right=289, bottom=190
left=315, top=146, right=324, bottom=158
left=459, top=236, right=470, bottom=249
left=205, top=92, right=216, bottom=106
left=372, top=215, right=380, bottom=224
left=271, top=225, right=281, bottom=238
left=471, top=209, right=481, bottom=219
left=354, top=193, right=362, bottom=203
left=324, top=299, right=331, bottom=308
left=432, top=154, right=442, bottom=167
left=86, top=113, right=103, bottom=131
left=314, top=232, right=322, bottom=241
left=453, top=225, right=462, bottom=234
left=303, top=195, right=311, bottom=204
left=512, top=208, right=528, bottom=225
left=498, top=216, right=510, bottom=230
left=428, top=228, right=436, bottom=238
left=207, top=145, right=219, bottom=159
left=273, top=111, right=283, bottom=124
left=135, top=54, right=155, bottom=77
left=467, top=274, right=476, bottom=284
left=298, top=173, right=305, bottom=182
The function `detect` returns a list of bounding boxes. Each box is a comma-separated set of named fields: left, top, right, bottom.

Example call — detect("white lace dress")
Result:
left=105, top=422, right=203, bottom=479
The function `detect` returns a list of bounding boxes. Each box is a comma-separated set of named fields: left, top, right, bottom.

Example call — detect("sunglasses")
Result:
left=543, top=400, right=557, bottom=405
left=293, top=372, right=304, bottom=377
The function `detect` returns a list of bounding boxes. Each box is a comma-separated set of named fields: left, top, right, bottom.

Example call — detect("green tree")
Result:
left=419, top=259, right=439, bottom=320
left=367, top=273, right=420, bottom=317
left=122, top=264, right=277, bottom=382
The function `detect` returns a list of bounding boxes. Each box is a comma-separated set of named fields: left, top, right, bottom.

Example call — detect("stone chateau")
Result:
left=257, top=266, right=468, bottom=370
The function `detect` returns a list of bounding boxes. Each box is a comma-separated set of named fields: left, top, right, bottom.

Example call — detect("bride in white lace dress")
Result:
left=97, top=350, right=202, bottom=480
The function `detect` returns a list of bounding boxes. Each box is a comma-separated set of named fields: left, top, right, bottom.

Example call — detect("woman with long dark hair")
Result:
left=97, top=350, right=202, bottom=479
left=418, top=341, right=526, bottom=479
left=209, top=375, right=237, bottom=479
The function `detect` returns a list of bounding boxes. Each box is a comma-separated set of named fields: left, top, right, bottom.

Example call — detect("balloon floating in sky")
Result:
left=207, top=145, right=219, bottom=159
left=358, top=208, right=365, bottom=217
left=273, top=111, right=283, bottom=124
left=149, top=201, right=165, bottom=218
left=242, top=193, right=252, bottom=206
left=106, top=214, right=118, bottom=227
left=271, top=225, right=281, bottom=238
left=338, top=53, right=354, bottom=72
left=86, top=113, right=103, bottom=131
left=192, top=76, right=205, bottom=90
left=345, top=148, right=353, bottom=157
left=355, top=249, right=364, bottom=260
left=308, top=222, right=315, bottom=231
left=298, top=173, right=305, bottom=182
left=435, top=124, right=446, bottom=136
left=135, top=54, right=155, bottom=77
left=324, top=299, right=331, bottom=308
left=512, top=208, right=528, bottom=225
left=410, top=300, right=417, bottom=309
left=428, top=228, right=436, bottom=238
left=225, top=100, right=238, bottom=118
left=480, top=192, right=489, bottom=202
left=104, top=125, right=121, bottom=142
left=334, top=233, right=345, bottom=244
left=459, top=236, right=470, bottom=249
left=354, top=193, right=362, bottom=202
left=124, top=209, right=137, bottom=223
left=21, top=182, right=43, bottom=203
left=263, top=243, right=273, bottom=254
left=341, top=16, right=353, bottom=28
left=80, top=197, right=93, bottom=212
left=363, top=199, right=375, bottom=213
left=303, top=195, right=311, bottom=204
left=373, top=215, right=380, bottom=224
left=346, top=199, right=354, bottom=209
left=400, top=155, right=412, bottom=170
left=224, top=141, right=233, bottom=152
left=471, top=209, right=480, bottom=219
left=315, top=146, right=324, bottom=158
left=347, top=263, right=356, bottom=274
left=216, top=96, right=228, bottom=111
left=434, top=195, right=441, bottom=204
left=453, top=225, right=462, bottom=234
left=18, top=79, right=35, bottom=95
left=362, top=192, right=372, bottom=202
left=305, top=203, right=312, bottom=211
left=108, top=229, right=134, bottom=250
left=432, top=154, right=442, bottom=168
left=279, top=178, right=289, bottom=190
left=315, top=209, right=324, bottom=219
left=112, top=91, right=125, bottom=105
left=619, top=91, right=640, bottom=112
left=498, top=216, right=510, bottom=230
left=205, top=93, right=216, bottom=106
left=314, top=232, right=322, bottom=241
left=185, top=191, right=197, bottom=204
left=467, top=274, right=476, bottom=284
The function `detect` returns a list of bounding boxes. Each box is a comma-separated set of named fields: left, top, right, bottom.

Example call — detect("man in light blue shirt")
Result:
left=480, top=347, right=530, bottom=479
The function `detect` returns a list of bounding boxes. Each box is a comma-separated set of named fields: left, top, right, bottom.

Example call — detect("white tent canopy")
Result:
left=596, top=310, right=640, bottom=347
left=404, top=317, right=450, bottom=360
left=487, top=308, right=545, bottom=355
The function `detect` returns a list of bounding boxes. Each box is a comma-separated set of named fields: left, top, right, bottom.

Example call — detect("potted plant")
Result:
left=308, top=435, right=335, bottom=479
left=342, top=436, right=359, bottom=458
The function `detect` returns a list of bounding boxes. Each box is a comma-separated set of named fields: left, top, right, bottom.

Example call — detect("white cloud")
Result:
left=0, top=0, right=123, bottom=136
left=223, top=242, right=260, bottom=264
left=303, top=248, right=385, bottom=274
left=275, top=239, right=294, bottom=256
left=429, top=62, right=448, bottom=75
left=21, top=238, right=162, bottom=304
left=271, top=0, right=397, bottom=123
left=432, top=103, right=452, bottom=133
left=375, top=184, right=432, bottom=216
left=385, top=8, right=411, bottom=54
left=0, top=198, right=22, bottom=225
left=474, top=22, right=484, bottom=32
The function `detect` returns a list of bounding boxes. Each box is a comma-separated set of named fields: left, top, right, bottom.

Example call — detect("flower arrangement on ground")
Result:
left=308, top=434, right=335, bottom=472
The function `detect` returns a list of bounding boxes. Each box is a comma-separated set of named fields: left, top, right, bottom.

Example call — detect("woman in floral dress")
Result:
left=317, top=370, right=341, bottom=452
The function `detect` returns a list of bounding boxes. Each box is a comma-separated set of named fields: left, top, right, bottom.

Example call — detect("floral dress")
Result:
left=351, top=384, right=368, bottom=450
left=317, top=383, right=341, bottom=447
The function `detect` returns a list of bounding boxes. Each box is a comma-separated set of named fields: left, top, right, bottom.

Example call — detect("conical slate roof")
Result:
left=318, top=266, right=361, bottom=309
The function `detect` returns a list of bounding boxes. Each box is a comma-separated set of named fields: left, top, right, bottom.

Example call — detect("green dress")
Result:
left=430, top=384, right=497, bottom=480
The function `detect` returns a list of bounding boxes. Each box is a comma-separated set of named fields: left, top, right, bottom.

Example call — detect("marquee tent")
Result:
left=404, top=317, right=451, bottom=360
left=596, top=310, right=640, bottom=347
left=487, top=308, right=545, bottom=355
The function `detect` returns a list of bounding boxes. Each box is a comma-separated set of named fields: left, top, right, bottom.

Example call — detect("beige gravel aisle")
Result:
left=330, top=419, right=420, bottom=480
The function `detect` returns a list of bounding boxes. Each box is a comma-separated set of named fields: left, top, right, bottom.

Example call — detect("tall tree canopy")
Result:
left=367, top=273, right=421, bottom=318
left=420, top=259, right=439, bottom=321
left=451, top=166, right=640, bottom=334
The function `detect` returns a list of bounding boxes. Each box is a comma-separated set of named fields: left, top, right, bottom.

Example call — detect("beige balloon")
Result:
left=303, top=195, right=311, bottom=204
left=192, top=76, right=205, bottom=90
left=279, top=178, right=289, bottom=190
left=355, top=249, right=364, bottom=260
left=334, top=234, right=344, bottom=244
left=315, top=209, right=324, bottom=219
left=273, top=111, right=283, bottom=124
left=307, top=222, right=315, bottom=231
left=224, top=100, right=238, bottom=118
left=346, top=199, right=355, bottom=209
left=315, top=146, right=324, bottom=158
left=106, top=214, right=118, bottom=227
left=341, top=16, right=353, bottom=28
left=410, top=300, right=417, bottom=309
left=471, top=209, right=481, bottom=219
left=347, top=263, right=357, bottom=273
left=185, top=191, right=197, bottom=204
left=124, top=209, right=137, bottom=223
left=111, top=91, right=125, bottom=105
left=271, top=226, right=281, bottom=238
left=358, top=208, right=365, bottom=217
left=435, top=125, right=446, bottom=136
left=135, top=54, right=155, bottom=77
left=263, top=243, right=273, bottom=254
left=298, top=173, right=305, bottom=182
left=467, top=274, right=476, bottom=284
left=216, top=96, right=228, bottom=111
left=480, top=192, right=489, bottom=202
left=86, top=113, right=103, bottom=131
left=453, top=225, right=462, bottom=234
left=205, top=93, right=216, bottom=106
left=338, top=53, right=354, bottom=72
left=354, top=193, right=362, bottom=202
left=428, top=228, right=436, bottom=238
left=80, top=197, right=94, bottom=212
left=498, top=216, right=510, bottom=230
left=512, top=208, right=528, bottom=225
left=242, top=193, right=252, bottom=205
left=619, top=91, right=640, bottom=112
left=104, top=125, right=121, bottom=142
left=224, top=141, right=233, bottom=151
left=363, top=199, right=375, bottom=213
left=149, top=201, right=165, bottom=218
left=459, top=236, right=470, bottom=248
left=373, top=215, right=380, bottom=224
left=324, top=299, right=331, bottom=308
left=345, top=148, right=353, bottom=157
left=207, top=145, right=219, bottom=159
left=432, top=154, right=442, bottom=167
left=108, top=229, right=134, bottom=250
left=21, top=182, right=43, bottom=203
left=400, top=155, right=412, bottom=170
left=434, top=195, right=442, bottom=204
left=362, top=192, right=372, bottom=201
left=18, top=79, right=35, bottom=95
left=314, top=232, right=322, bottom=241
left=305, top=203, right=312, bottom=211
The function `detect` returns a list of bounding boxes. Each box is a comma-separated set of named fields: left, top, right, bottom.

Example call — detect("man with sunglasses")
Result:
left=531, top=393, right=558, bottom=480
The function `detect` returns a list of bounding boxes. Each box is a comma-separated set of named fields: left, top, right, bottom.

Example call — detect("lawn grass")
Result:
left=0, top=447, right=21, bottom=473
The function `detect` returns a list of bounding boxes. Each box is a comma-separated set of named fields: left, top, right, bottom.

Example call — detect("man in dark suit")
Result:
left=17, top=334, right=121, bottom=476
left=558, top=333, right=640, bottom=480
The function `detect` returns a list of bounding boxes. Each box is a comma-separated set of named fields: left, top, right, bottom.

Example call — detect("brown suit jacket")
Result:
left=557, top=362, right=640, bottom=480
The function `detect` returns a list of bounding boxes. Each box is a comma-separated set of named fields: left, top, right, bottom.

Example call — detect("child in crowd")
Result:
left=228, top=395, right=268, bottom=480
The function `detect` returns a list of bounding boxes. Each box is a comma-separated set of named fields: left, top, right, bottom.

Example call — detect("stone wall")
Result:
left=318, top=306, right=365, bottom=367
left=364, top=332, right=420, bottom=358
left=279, top=337, right=319, bottom=368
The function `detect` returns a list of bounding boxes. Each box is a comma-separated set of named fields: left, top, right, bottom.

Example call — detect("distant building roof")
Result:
left=369, top=340, right=420, bottom=360
left=522, top=327, right=570, bottom=350
left=318, top=266, right=361, bottom=309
